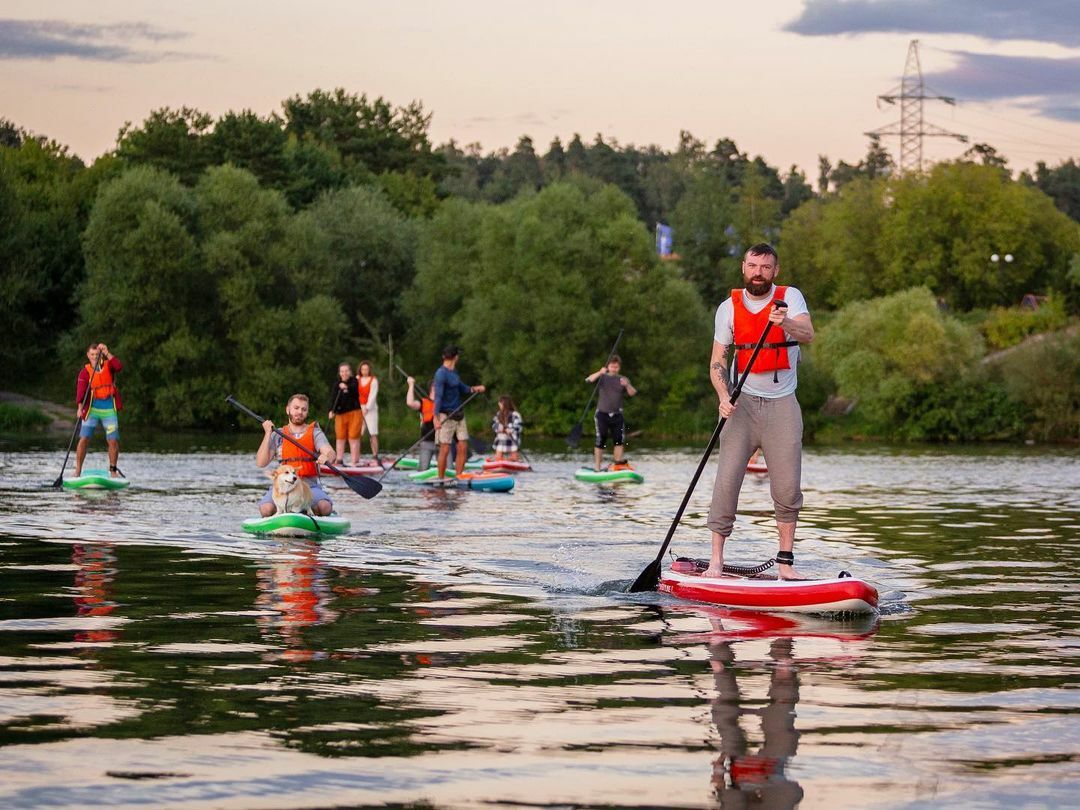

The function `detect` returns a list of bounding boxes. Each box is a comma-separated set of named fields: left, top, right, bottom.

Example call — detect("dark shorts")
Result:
left=594, top=411, right=625, bottom=449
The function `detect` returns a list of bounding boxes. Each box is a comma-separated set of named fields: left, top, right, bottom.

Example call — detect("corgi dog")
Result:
left=269, top=464, right=313, bottom=514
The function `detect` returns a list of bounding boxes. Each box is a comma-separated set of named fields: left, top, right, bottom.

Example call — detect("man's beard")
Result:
left=745, top=277, right=772, bottom=296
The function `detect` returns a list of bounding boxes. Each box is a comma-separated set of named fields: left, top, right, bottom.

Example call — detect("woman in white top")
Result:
left=357, top=360, right=380, bottom=460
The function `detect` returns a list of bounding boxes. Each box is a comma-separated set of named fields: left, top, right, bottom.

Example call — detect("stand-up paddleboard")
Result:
left=409, top=468, right=515, bottom=492
left=746, top=462, right=768, bottom=474
left=659, top=558, right=878, bottom=614
left=483, top=457, right=531, bottom=473
left=62, top=469, right=129, bottom=491
left=397, top=456, right=483, bottom=471
left=319, top=459, right=394, bottom=476
left=574, top=465, right=643, bottom=484
left=241, top=513, right=350, bottom=537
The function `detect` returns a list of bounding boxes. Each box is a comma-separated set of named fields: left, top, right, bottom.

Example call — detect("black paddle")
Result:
left=394, top=363, right=489, bottom=457
left=379, top=388, right=484, bottom=480
left=627, top=303, right=787, bottom=593
left=567, top=329, right=624, bottom=447
left=52, top=349, right=104, bottom=488
left=226, top=395, right=382, bottom=499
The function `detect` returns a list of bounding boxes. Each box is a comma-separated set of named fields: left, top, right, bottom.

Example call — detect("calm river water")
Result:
left=0, top=437, right=1077, bottom=808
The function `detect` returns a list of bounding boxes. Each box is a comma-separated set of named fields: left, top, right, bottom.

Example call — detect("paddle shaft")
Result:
left=628, top=303, right=787, bottom=592
left=379, top=388, right=484, bottom=480
left=52, top=351, right=105, bottom=487
left=568, top=329, right=624, bottom=445
left=225, top=395, right=381, bottom=499
left=397, top=363, right=487, bottom=455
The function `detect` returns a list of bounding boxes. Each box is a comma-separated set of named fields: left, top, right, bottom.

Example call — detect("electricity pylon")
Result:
left=866, top=40, right=967, bottom=173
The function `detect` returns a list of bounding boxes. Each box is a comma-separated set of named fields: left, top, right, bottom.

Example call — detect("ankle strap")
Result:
left=775, top=551, right=794, bottom=565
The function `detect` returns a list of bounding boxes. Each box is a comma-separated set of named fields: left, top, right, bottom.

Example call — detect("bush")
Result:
left=0, top=402, right=51, bottom=431
left=815, top=287, right=984, bottom=430
left=996, top=328, right=1080, bottom=441
left=982, top=295, right=1068, bottom=349
left=891, top=375, right=1023, bottom=442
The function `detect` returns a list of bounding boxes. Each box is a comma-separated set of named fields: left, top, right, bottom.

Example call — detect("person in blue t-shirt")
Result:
left=433, top=345, right=485, bottom=483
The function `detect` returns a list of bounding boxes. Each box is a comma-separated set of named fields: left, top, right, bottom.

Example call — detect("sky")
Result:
left=2, top=0, right=1078, bottom=175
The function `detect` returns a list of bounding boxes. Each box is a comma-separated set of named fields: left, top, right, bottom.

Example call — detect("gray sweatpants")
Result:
left=706, top=393, right=804, bottom=537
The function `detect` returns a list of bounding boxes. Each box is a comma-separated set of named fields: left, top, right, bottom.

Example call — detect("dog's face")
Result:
left=271, top=464, right=302, bottom=494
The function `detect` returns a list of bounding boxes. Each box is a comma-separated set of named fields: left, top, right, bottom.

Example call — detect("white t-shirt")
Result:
left=714, top=285, right=809, bottom=399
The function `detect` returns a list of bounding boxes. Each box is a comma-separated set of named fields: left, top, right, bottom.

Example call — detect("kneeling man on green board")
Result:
left=256, top=394, right=336, bottom=517
left=706, top=243, right=815, bottom=580
left=75, top=342, right=123, bottom=478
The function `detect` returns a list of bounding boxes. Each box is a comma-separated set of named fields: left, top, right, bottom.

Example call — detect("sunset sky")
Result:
left=2, top=0, right=1078, bottom=175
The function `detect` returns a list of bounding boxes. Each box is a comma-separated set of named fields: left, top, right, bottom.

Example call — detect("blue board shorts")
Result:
left=80, top=398, right=120, bottom=441
left=259, top=480, right=332, bottom=509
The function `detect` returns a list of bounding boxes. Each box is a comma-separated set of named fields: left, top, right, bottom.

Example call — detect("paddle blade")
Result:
left=329, top=467, right=383, bottom=499
left=627, top=558, right=663, bottom=593
left=565, top=422, right=583, bottom=447
left=50, top=475, right=63, bottom=489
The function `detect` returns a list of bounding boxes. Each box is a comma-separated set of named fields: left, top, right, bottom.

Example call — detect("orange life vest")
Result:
left=84, top=361, right=117, bottom=401
left=420, top=397, right=435, bottom=425
left=358, top=376, right=375, bottom=405
left=280, top=422, right=319, bottom=479
left=732, top=286, right=798, bottom=381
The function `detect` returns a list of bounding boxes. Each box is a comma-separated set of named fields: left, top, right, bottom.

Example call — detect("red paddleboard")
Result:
left=319, top=459, right=395, bottom=476
left=483, top=458, right=531, bottom=472
left=659, top=559, right=877, bottom=614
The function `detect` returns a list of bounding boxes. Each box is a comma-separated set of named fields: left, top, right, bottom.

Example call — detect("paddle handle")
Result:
left=225, top=394, right=321, bottom=464
left=645, top=302, right=787, bottom=568
left=579, top=329, right=623, bottom=420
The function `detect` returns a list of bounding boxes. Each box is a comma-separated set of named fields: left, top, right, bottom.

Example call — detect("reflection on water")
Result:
left=0, top=445, right=1077, bottom=807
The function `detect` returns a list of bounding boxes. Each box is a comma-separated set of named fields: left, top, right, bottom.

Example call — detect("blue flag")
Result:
left=656, top=223, right=673, bottom=257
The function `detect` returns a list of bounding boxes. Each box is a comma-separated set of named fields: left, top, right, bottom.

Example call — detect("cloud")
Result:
left=0, top=19, right=197, bottom=63
left=927, top=50, right=1080, bottom=122
left=785, top=0, right=1080, bottom=48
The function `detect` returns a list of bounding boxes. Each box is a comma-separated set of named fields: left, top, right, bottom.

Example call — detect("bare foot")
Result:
left=778, top=564, right=807, bottom=581
left=702, top=566, right=724, bottom=578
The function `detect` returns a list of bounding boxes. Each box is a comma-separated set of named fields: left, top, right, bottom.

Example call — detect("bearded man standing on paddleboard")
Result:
left=705, top=243, right=815, bottom=580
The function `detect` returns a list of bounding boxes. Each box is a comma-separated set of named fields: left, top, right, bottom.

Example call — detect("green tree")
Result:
left=116, top=107, right=213, bottom=185
left=405, top=182, right=711, bottom=430
left=293, top=185, right=417, bottom=344
left=206, top=110, right=291, bottom=190
left=880, top=162, right=1080, bottom=309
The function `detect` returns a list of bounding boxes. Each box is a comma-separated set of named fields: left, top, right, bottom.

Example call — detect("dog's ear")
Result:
left=265, top=468, right=277, bottom=479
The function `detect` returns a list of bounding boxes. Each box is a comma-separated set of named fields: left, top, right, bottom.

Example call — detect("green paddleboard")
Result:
left=62, top=469, right=130, bottom=490
left=574, top=467, right=644, bottom=484
left=241, top=513, right=351, bottom=537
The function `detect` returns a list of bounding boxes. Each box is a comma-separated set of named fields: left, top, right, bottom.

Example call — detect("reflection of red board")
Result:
left=660, top=560, right=878, bottom=614
left=746, top=463, right=768, bottom=474
left=666, top=604, right=879, bottom=643
left=319, top=459, right=395, bottom=476
left=483, top=458, right=531, bottom=472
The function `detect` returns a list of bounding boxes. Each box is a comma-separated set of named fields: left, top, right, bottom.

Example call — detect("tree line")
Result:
left=1, top=89, right=1078, bottom=441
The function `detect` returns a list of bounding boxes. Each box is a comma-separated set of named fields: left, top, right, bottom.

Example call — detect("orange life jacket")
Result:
left=358, top=376, right=375, bottom=405
left=84, top=361, right=117, bottom=401
left=280, top=422, right=319, bottom=479
left=420, top=397, right=435, bottom=425
left=732, top=286, right=798, bottom=382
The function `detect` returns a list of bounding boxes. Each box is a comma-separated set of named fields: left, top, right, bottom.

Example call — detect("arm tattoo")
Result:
left=711, top=361, right=731, bottom=396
